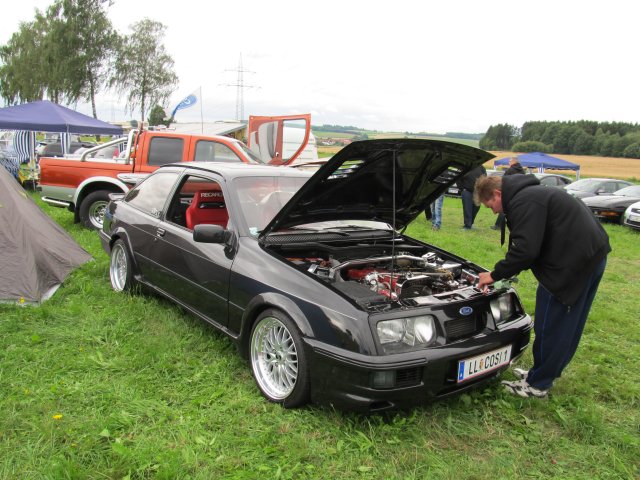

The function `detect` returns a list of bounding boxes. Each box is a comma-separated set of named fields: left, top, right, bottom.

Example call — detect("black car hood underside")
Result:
left=262, top=139, right=494, bottom=235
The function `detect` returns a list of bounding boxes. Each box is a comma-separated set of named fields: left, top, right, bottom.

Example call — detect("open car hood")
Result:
left=261, top=139, right=494, bottom=235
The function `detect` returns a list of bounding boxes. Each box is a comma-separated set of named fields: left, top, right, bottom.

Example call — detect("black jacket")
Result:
left=492, top=175, right=611, bottom=306
left=457, top=165, right=487, bottom=192
left=504, top=162, right=525, bottom=176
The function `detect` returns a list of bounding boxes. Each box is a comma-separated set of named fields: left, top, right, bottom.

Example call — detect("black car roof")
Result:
left=158, top=162, right=314, bottom=180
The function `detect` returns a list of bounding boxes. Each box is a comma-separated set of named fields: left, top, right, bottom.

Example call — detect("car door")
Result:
left=149, top=173, right=234, bottom=326
left=119, top=170, right=183, bottom=282
left=247, top=114, right=311, bottom=165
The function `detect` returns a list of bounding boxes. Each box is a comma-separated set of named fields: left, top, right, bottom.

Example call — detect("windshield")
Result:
left=290, top=220, right=393, bottom=231
left=234, top=175, right=310, bottom=235
left=613, top=185, right=640, bottom=196
left=568, top=179, right=601, bottom=191
left=234, top=140, right=265, bottom=164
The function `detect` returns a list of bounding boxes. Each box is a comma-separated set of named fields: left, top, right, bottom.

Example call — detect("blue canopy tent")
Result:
left=0, top=100, right=123, bottom=134
left=0, top=100, right=123, bottom=179
left=494, top=152, right=581, bottom=179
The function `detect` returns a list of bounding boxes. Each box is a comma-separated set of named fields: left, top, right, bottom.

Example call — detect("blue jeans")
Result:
left=430, top=195, right=444, bottom=227
left=526, top=257, right=607, bottom=390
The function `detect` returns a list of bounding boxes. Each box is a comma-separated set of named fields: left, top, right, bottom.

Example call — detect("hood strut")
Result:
left=389, top=149, right=397, bottom=302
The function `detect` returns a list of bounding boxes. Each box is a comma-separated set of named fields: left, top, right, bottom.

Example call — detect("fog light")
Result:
left=372, top=370, right=396, bottom=389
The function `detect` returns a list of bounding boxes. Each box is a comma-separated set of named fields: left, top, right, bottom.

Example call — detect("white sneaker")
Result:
left=502, top=379, right=549, bottom=398
left=512, top=367, right=529, bottom=380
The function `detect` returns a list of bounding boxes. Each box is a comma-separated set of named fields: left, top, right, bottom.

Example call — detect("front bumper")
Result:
left=305, top=314, right=532, bottom=412
left=98, top=229, right=112, bottom=254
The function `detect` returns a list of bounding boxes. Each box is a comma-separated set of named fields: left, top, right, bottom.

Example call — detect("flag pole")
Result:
left=199, top=86, right=204, bottom=134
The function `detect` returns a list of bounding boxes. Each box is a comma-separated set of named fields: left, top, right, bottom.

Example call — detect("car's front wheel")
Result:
left=249, top=309, right=310, bottom=407
left=109, top=239, right=135, bottom=293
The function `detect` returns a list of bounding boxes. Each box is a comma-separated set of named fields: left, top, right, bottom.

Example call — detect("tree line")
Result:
left=480, top=121, right=640, bottom=158
left=0, top=0, right=178, bottom=122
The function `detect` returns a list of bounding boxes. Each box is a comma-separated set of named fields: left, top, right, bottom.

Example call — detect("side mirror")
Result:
left=108, top=192, right=125, bottom=202
left=595, top=188, right=606, bottom=195
left=193, top=224, right=232, bottom=244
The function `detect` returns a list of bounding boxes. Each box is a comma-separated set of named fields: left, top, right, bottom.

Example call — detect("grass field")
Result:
left=0, top=193, right=638, bottom=479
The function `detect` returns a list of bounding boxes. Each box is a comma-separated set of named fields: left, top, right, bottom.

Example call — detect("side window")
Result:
left=540, top=177, right=552, bottom=187
left=165, top=175, right=228, bottom=230
left=194, top=140, right=242, bottom=163
left=124, top=171, right=180, bottom=218
left=603, top=182, right=617, bottom=193
left=148, top=137, right=185, bottom=166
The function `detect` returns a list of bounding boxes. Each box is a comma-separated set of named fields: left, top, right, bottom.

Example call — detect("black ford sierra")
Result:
left=100, top=139, right=532, bottom=412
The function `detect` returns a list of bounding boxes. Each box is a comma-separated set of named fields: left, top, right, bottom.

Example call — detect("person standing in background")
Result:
left=457, top=164, right=486, bottom=229
left=428, top=194, right=444, bottom=230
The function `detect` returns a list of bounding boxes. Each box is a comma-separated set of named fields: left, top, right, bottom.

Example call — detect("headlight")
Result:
left=376, top=315, right=437, bottom=347
left=490, top=294, right=515, bottom=325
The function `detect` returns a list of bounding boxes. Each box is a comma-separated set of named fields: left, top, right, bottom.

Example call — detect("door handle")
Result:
left=156, top=227, right=165, bottom=237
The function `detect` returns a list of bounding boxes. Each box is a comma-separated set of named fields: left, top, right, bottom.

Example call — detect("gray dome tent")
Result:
left=0, top=166, right=92, bottom=304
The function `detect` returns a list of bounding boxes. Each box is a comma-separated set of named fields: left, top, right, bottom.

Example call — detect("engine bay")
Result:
left=277, top=240, right=485, bottom=311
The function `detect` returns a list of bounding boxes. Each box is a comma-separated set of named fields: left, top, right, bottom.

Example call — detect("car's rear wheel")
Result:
left=249, top=309, right=310, bottom=407
left=79, top=190, right=112, bottom=230
left=109, top=239, right=135, bottom=293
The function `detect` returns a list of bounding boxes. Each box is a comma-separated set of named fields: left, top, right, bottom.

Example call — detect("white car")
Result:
left=622, top=201, right=640, bottom=231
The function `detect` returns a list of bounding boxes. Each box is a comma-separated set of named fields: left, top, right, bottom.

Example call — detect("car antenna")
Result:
left=390, top=148, right=397, bottom=301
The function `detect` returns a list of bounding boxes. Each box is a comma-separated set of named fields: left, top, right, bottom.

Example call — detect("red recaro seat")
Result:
left=185, top=189, right=229, bottom=230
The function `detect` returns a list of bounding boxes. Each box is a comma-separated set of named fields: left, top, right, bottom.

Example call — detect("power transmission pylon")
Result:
left=223, top=53, right=256, bottom=122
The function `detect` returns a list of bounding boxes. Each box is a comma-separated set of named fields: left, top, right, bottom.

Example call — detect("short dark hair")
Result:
left=473, top=175, right=502, bottom=205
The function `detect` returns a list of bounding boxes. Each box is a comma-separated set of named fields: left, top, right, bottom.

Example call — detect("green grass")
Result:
left=312, top=130, right=355, bottom=139
left=1, top=194, right=638, bottom=479
left=369, top=133, right=480, bottom=148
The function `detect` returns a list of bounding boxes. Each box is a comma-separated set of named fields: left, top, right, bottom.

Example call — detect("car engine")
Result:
left=285, top=248, right=484, bottom=311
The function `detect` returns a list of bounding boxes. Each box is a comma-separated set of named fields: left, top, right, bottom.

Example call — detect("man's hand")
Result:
left=477, top=272, right=495, bottom=293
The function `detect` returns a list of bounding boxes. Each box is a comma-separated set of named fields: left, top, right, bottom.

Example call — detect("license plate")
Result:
left=630, top=214, right=640, bottom=222
left=457, top=345, right=512, bottom=382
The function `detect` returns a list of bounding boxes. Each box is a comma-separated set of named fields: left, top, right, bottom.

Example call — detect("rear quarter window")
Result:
left=148, top=137, right=185, bottom=166
left=124, top=171, right=180, bottom=217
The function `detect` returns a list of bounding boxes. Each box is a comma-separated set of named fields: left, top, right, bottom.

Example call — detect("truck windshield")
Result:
left=235, top=141, right=265, bottom=164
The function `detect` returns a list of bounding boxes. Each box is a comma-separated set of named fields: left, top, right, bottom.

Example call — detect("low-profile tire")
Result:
left=109, top=239, right=135, bottom=293
left=79, top=190, right=112, bottom=230
left=249, top=309, right=310, bottom=408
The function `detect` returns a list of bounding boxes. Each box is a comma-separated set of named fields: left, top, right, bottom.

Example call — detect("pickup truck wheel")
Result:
left=80, top=190, right=112, bottom=230
left=109, top=240, right=135, bottom=292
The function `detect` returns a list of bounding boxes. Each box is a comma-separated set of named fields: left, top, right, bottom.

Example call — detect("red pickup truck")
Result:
left=39, top=114, right=312, bottom=229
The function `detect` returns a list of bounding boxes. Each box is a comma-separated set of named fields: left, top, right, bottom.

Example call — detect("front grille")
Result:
left=445, top=315, right=482, bottom=341
left=396, top=367, right=422, bottom=387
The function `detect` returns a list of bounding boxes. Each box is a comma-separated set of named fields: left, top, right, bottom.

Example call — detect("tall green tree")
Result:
left=0, top=0, right=117, bottom=114
left=148, top=104, right=170, bottom=127
left=111, top=19, right=178, bottom=122
left=46, top=0, right=118, bottom=117
left=0, top=18, right=48, bottom=103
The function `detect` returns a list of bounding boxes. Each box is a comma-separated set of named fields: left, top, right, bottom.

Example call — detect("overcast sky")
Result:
left=2, top=0, right=639, bottom=133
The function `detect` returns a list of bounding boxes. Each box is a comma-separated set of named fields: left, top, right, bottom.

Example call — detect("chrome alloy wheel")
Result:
left=109, top=242, right=129, bottom=292
left=250, top=316, right=299, bottom=400
left=89, top=200, right=108, bottom=229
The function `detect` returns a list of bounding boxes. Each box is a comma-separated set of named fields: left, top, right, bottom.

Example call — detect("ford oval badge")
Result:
left=459, top=306, right=473, bottom=316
